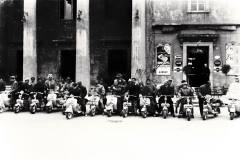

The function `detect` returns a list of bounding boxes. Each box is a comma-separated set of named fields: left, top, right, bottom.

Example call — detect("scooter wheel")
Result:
left=46, top=107, right=52, bottom=113
left=107, top=111, right=112, bottom=117
left=30, top=106, right=36, bottom=114
left=66, top=112, right=73, bottom=119
left=142, top=112, right=147, bottom=118
left=202, top=114, right=207, bottom=120
left=14, top=106, right=20, bottom=113
left=91, top=109, right=96, bottom=117
left=163, top=110, right=167, bottom=119
left=230, top=112, right=234, bottom=120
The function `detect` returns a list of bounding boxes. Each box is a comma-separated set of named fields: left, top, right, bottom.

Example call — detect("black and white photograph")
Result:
left=0, top=0, right=240, bottom=160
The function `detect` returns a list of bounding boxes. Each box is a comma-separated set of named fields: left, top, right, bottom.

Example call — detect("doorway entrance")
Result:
left=108, top=49, right=130, bottom=82
left=60, top=50, right=76, bottom=81
left=6, top=50, right=23, bottom=82
left=187, top=46, right=210, bottom=87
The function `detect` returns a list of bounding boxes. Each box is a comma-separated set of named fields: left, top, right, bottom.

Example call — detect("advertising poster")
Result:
left=156, top=43, right=171, bottom=75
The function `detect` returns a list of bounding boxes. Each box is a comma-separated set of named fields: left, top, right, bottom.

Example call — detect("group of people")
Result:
left=0, top=72, right=215, bottom=118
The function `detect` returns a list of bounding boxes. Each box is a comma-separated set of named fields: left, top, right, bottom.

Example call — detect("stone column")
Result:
left=76, top=0, right=90, bottom=90
left=23, top=0, right=37, bottom=80
left=131, top=0, right=146, bottom=83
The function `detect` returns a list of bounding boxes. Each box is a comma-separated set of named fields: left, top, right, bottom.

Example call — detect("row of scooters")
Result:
left=0, top=90, right=239, bottom=120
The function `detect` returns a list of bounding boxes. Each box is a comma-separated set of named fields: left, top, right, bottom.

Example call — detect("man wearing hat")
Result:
left=198, top=81, right=211, bottom=117
left=115, top=73, right=127, bottom=93
left=9, top=76, right=18, bottom=108
left=177, top=80, right=194, bottom=115
left=62, top=77, right=73, bottom=93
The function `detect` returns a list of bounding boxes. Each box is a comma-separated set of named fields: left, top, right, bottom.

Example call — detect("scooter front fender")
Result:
left=65, top=105, right=73, bottom=114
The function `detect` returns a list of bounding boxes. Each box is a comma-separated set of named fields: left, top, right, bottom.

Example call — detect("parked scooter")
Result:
left=159, top=95, right=171, bottom=119
left=0, top=91, right=11, bottom=113
left=104, top=94, right=119, bottom=117
left=202, top=95, right=221, bottom=120
left=14, top=91, right=30, bottom=113
left=46, top=91, right=66, bottom=113
left=227, top=98, right=240, bottom=120
left=139, top=95, right=151, bottom=118
left=85, top=94, right=100, bottom=116
left=178, top=96, right=194, bottom=121
left=29, top=92, right=45, bottom=114
left=121, top=93, right=138, bottom=118
left=64, top=95, right=83, bottom=119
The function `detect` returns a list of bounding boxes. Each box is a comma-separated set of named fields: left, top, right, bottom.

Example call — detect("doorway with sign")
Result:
left=187, top=46, right=210, bottom=87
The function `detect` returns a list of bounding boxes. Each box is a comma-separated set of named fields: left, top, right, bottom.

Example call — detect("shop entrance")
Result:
left=187, top=46, right=210, bottom=87
left=108, top=49, right=130, bottom=82
left=60, top=50, right=76, bottom=81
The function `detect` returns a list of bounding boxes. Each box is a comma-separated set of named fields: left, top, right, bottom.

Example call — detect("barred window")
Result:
left=60, top=0, right=76, bottom=20
left=188, top=0, right=209, bottom=12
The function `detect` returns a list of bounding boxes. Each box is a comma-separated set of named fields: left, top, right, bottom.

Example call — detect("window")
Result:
left=188, top=0, right=209, bottom=12
left=60, top=0, right=76, bottom=20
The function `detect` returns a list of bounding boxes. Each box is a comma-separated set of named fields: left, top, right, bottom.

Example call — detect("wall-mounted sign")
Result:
left=214, top=60, right=221, bottom=67
left=175, top=60, right=182, bottom=66
left=156, top=43, right=171, bottom=75
left=174, top=67, right=182, bottom=72
left=214, top=66, right=222, bottom=72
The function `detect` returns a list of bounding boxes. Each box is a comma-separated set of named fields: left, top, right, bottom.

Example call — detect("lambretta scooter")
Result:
left=202, top=95, right=221, bottom=120
left=85, top=94, right=100, bottom=116
left=121, top=93, right=138, bottom=118
left=178, top=96, right=194, bottom=121
left=159, top=95, right=171, bottom=119
left=64, top=95, right=83, bottom=119
left=29, top=92, right=45, bottom=114
left=228, top=98, right=240, bottom=120
left=46, top=91, right=66, bottom=113
left=14, top=91, right=30, bottom=113
left=104, top=94, right=119, bottom=117
left=139, top=95, right=151, bottom=118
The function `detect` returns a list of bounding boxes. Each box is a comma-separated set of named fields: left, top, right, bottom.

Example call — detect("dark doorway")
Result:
left=6, top=50, right=23, bottom=82
left=108, top=49, right=130, bottom=81
left=187, top=46, right=210, bottom=87
left=60, top=50, right=76, bottom=81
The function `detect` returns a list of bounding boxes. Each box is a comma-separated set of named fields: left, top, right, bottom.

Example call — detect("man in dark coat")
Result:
left=157, top=80, right=175, bottom=117
left=198, top=81, right=211, bottom=117
left=0, top=78, right=6, bottom=92
left=70, top=81, right=87, bottom=113
left=140, top=79, right=157, bottom=116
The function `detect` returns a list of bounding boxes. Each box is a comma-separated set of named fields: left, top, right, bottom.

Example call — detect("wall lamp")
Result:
left=77, top=10, right=83, bottom=22
left=134, top=9, right=139, bottom=22
left=21, top=11, right=28, bottom=23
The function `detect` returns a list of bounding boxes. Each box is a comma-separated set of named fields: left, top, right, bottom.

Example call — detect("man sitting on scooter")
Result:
left=198, top=81, right=211, bottom=118
left=157, top=80, right=175, bottom=117
left=177, top=81, right=194, bottom=115
left=70, top=82, right=87, bottom=113
left=126, top=78, right=141, bottom=114
left=140, top=79, right=157, bottom=116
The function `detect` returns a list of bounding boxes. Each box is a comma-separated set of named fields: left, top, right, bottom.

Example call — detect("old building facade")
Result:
left=0, top=0, right=240, bottom=89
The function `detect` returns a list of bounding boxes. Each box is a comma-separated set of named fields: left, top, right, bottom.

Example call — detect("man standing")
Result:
left=198, top=81, right=211, bottom=117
